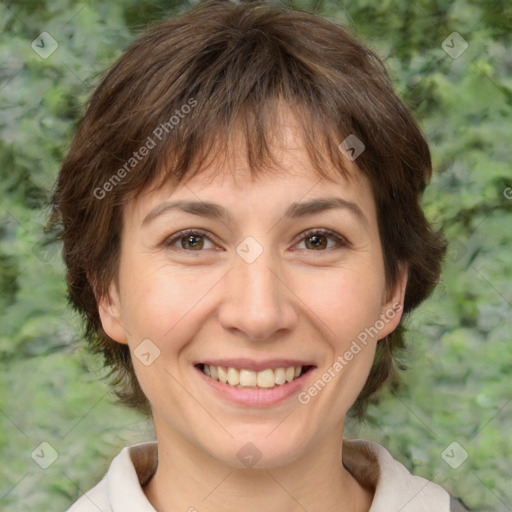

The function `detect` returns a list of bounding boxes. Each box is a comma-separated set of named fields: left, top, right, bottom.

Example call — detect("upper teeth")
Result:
left=203, top=365, right=303, bottom=388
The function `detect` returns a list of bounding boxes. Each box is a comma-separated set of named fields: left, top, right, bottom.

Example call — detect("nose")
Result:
left=217, top=248, right=298, bottom=342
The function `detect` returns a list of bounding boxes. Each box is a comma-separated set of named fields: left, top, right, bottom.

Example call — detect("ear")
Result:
left=97, top=281, right=128, bottom=345
left=377, top=265, right=408, bottom=339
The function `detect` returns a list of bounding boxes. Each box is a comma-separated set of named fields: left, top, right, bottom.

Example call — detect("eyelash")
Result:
left=162, top=228, right=349, bottom=252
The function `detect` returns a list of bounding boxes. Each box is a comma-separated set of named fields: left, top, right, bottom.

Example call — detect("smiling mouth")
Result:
left=195, top=363, right=315, bottom=389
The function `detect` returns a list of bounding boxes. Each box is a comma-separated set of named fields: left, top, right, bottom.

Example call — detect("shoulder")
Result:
left=65, top=442, right=158, bottom=512
left=342, top=438, right=471, bottom=512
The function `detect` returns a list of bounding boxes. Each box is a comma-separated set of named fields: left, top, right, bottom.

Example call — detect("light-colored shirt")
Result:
left=66, top=439, right=465, bottom=511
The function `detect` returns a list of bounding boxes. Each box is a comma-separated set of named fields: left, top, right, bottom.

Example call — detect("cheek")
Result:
left=121, top=259, right=211, bottom=337
left=293, top=273, right=382, bottom=418
left=295, top=267, right=385, bottom=346
left=120, top=267, right=203, bottom=408
left=290, top=267, right=385, bottom=411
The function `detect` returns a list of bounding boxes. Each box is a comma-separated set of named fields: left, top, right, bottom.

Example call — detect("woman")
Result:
left=50, top=0, right=469, bottom=509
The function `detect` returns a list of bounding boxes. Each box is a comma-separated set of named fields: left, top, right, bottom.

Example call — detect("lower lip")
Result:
left=194, top=366, right=316, bottom=407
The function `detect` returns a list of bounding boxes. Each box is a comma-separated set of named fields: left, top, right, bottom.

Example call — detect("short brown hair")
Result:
left=49, top=0, right=446, bottom=417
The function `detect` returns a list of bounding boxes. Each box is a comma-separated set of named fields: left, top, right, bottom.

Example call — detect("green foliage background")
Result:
left=0, top=0, right=510, bottom=510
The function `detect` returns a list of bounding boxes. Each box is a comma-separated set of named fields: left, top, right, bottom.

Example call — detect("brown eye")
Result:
left=180, top=234, right=205, bottom=250
left=295, top=229, right=348, bottom=251
left=164, top=229, right=215, bottom=251
left=305, top=234, right=328, bottom=250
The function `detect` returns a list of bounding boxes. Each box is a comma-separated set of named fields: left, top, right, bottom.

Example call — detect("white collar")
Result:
left=77, top=439, right=450, bottom=511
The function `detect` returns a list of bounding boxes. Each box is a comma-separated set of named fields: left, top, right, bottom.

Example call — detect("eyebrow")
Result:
left=141, top=197, right=367, bottom=227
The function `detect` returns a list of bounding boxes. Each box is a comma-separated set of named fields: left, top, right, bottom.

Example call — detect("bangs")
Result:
left=138, top=98, right=354, bottom=201
left=79, top=1, right=419, bottom=211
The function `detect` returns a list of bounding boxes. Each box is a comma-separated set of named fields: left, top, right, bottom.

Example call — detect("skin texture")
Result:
left=98, top=109, right=407, bottom=512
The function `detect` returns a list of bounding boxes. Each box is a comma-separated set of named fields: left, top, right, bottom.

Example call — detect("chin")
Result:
left=209, top=427, right=310, bottom=470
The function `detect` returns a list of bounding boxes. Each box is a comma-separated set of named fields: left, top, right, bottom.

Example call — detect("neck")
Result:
left=144, top=423, right=373, bottom=512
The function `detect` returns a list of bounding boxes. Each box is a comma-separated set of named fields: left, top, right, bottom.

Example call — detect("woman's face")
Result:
left=99, top=114, right=406, bottom=469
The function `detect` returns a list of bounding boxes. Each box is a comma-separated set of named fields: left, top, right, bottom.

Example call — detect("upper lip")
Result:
left=195, top=358, right=316, bottom=372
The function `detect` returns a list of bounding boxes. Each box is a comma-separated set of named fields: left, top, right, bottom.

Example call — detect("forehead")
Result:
left=124, top=106, right=375, bottom=224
